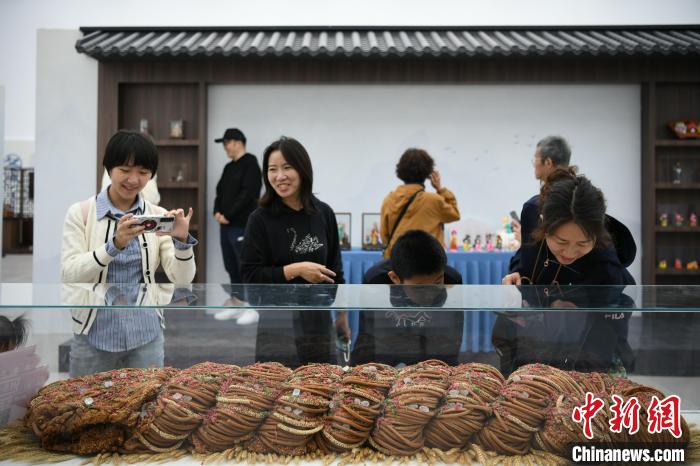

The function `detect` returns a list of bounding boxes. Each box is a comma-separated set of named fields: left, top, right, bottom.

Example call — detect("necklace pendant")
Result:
left=544, top=259, right=550, bottom=267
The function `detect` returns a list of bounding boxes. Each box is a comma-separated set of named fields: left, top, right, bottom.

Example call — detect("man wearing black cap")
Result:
left=213, top=128, right=262, bottom=283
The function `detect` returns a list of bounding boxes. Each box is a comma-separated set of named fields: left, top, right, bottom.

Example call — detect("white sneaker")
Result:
left=236, top=309, right=260, bottom=325
left=214, top=309, right=244, bottom=321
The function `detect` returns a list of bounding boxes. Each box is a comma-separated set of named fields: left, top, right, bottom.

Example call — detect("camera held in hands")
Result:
left=132, top=215, right=175, bottom=233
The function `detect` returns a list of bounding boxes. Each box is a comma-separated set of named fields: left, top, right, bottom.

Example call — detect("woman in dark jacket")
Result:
left=240, top=137, right=349, bottom=366
left=496, top=168, right=636, bottom=376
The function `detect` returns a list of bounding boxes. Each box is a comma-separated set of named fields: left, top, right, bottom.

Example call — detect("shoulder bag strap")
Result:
left=385, top=189, right=423, bottom=250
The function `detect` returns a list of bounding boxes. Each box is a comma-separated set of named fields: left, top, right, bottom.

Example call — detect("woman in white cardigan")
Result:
left=60, top=130, right=196, bottom=376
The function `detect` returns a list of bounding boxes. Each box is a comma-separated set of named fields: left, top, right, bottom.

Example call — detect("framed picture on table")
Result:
left=361, top=213, right=383, bottom=251
left=335, top=212, right=351, bottom=250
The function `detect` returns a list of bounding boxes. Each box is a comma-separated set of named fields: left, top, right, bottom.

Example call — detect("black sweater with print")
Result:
left=240, top=197, right=345, bottom=284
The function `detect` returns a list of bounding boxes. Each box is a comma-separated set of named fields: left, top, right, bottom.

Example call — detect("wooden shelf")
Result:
left=655, top=226, right=700, bottom=233
left=656, top=183, right=700, bottom=190
left=158, top=182, right=199, bottom=189
left=656, top=269, right=700, bottom=276
left=656, top=139, right=700, bottom=147
left=154, top=139, right=199, bottom=147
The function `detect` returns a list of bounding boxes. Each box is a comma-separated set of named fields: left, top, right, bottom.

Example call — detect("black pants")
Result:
left=255, top=310, right=334, bottom=367
left=220, top=225, right=245, bottom=283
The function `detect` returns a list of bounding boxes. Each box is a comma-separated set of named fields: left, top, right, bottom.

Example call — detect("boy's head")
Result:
left=103, top=130, right=159, bottom=177
left=388, top=230, right=446, bottom=285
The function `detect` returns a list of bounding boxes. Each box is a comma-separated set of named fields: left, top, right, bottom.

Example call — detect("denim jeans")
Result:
left=69, top=332, right=164, bottom=377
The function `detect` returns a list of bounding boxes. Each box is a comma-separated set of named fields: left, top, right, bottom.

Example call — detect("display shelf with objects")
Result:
left=105, top=81, right=206, bottom=281
left=0, top=283, right=698, bottom=465
left=643, top=81, right=700, bottom=285
left=2, top=167, right=34, bottom=255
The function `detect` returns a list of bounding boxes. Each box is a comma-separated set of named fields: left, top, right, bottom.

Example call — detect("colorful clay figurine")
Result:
left=485, top=234, right=494, bottom=252
left=674, top=212, right=685, bottom=227
left=659, top=213, right=668, bottom=228
left=674, top=120, right=687, bottom=136
left=449, top=229, right=459, bottom=251
left=462, top=234, right=471, bottom=251
left=673, top=161, right=683, bottom=184
left=502, top=216, right=512, bottom=234
left=674, top=258, right=683, bottom=270
left=690, top=212, right=698, bottom=228
left=473, top=235, right=482, bottom=252
left=370, top=223, right=380, bottom=247
left=338, top=223, right=350, bottom=250
left=658, top=259, right=668, bottom=270
left=687, top=260, right=699, bottom=270
left=495, top=234, right=503, bottom=251
left=688, top=120, right=698, bottom=134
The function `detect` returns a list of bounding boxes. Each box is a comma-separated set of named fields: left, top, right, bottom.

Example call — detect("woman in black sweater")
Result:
left=240, top=137, right=348, bottom=366
left=496, top=168, right=635, bottom=376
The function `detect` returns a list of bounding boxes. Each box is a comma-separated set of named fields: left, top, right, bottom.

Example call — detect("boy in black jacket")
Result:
left=353, top=230, right=464, bottom=366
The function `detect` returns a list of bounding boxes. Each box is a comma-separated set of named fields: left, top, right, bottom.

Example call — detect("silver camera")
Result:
left=133, top=215, right=175, bottom=233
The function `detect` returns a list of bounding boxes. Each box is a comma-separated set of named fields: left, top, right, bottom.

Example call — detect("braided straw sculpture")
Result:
left=24, top=361, right=690, bottom=461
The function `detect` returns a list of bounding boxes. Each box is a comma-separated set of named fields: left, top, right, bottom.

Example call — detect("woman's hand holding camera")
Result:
left=113, top=213, right=145, bottom=250
left=160, top=208, right=193, bottom=242
left=284, top=262, right=336, bottom=283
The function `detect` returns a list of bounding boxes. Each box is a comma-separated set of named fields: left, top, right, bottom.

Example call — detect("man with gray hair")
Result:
left=509, top=136, right=571, bottom=272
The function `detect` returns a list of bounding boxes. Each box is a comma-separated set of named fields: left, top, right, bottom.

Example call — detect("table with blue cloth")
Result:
left=340, top=249, right=514, bottom=354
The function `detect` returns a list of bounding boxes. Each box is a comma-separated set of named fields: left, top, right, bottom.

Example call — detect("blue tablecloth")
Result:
left=341, top=249, right=513, bottom=285
left=340, top=249, right=514, bottom=354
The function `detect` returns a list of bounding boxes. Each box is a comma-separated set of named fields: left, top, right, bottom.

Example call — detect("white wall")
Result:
left=207, top=84, right=641, bottom=283
left=33, top=29, right=97, bottom=293
left=1, top=0, right=699, bottom=141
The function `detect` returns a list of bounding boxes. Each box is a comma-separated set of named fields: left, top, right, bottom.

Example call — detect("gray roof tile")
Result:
left=76, top=27, right=700, bottom=59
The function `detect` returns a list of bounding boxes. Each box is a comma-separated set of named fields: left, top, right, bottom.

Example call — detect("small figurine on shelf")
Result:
left=673, top=161, right=683, bottom=184
left=502, top=216, right=512, bottom=234
left=449, top=229, right=459, bottom=251
left=485, top=234, right=494, bottom=252
left=473, top=235, right=482, bottom=252
left=688, top=121, right=698, bottom=135
left=338, top=223, right=350, bottom=250
left=462, top=234, right=471, bottom=251
left=658, top=259, right=668, bottom=270
left=495, top=234, right=503, bottom=251
left=674, top=258, right=683, bottom=270
left=139, top=118, right=149, bottom=135
left=370, top=223, right=380, bottom=247
left=674, top=120, right=688, bottom=137
left=687, top=260, right=699, bottom=270
left=659, top=212, right=669, bottom=228
left=674, top=212, right=685, bottom=227
left=690, top=212, right=698, bottom=228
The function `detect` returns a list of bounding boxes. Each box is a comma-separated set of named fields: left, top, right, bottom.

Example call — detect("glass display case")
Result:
left=0, top=284, right=698, bottom=465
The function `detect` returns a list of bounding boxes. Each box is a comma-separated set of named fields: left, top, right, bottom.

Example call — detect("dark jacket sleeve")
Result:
left=213, top=172, right=223, bottom=215
left=520, top=198, right=540, bottom=246
left=222, top=160, right=262, bottom=222
left=324, top=205, right=345, bottom=284
left=509, top=197, right=540, bottom=274
left=240, top=211, right=287, bottom=284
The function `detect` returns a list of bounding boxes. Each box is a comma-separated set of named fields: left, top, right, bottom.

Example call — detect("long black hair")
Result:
left=532, top=168, right=611, bottom=247
left=259, top=137, right=317, bottom=215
